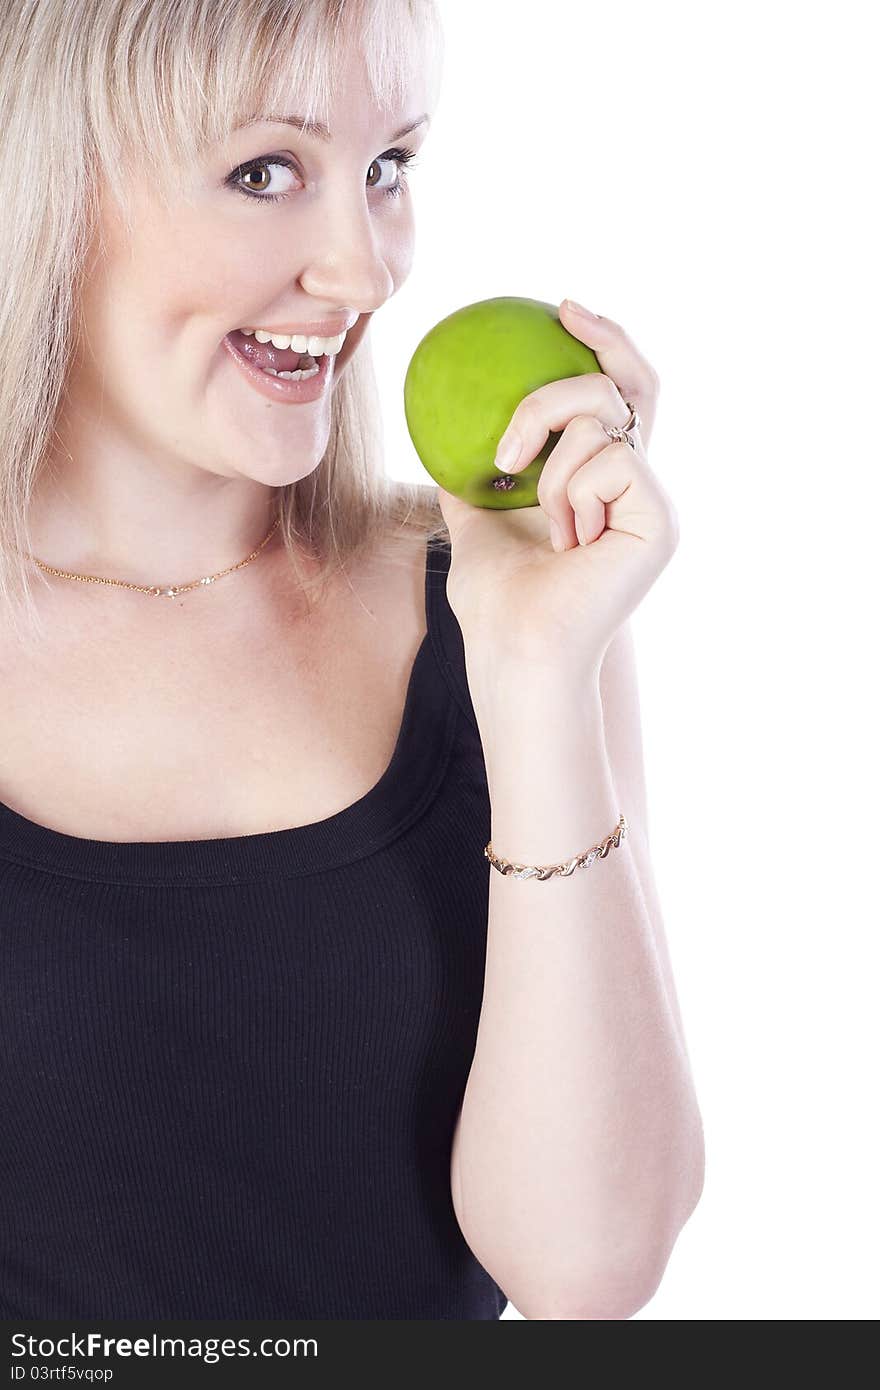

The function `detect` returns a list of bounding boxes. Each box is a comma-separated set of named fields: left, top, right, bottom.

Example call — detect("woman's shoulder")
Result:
left=368, top=481, right=449, bottom=571
left=384, top=480, right=445, bottom=539
left=380, top=486, right=478, bottom=732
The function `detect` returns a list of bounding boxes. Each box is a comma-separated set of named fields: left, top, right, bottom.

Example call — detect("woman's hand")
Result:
left=436, top=298, right=679, bottom=683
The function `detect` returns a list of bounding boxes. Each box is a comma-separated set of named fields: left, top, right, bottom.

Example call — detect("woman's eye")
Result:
left=230, top=147, right=418, bottom=205
left=232, top=158, right=299, bottom=203
left=366, top=150, right=417, bottom=199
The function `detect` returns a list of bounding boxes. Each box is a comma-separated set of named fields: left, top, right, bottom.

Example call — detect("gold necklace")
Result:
left=27, top=516, right=281, bottom=599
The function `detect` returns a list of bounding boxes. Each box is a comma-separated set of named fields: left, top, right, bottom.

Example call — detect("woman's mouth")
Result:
left=226, top=327, right=328, bottom=378
left=222, top=327, right=340, bottom=404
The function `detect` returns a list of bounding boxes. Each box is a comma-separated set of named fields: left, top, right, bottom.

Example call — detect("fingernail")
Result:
left=575, top=514, right=586, bottom=545
left=494, top=430, right=522, bottom=472
left=549, top=521, right=564, bottom=552
left=564, top=298, right=599, bottom=318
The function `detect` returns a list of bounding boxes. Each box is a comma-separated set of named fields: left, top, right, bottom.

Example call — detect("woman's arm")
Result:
left=450, top=624, right=704, bottom=1320
left=594, top=620, right=693, bottom=1057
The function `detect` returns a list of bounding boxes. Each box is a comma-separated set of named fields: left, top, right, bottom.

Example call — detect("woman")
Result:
left=0, top=0, right=704, bottom=1320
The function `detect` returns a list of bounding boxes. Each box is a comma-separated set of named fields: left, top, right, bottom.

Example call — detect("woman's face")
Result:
left=69, top=54, right=431, bottom=490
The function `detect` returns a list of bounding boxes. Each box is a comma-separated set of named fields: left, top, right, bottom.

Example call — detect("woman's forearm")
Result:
left=451, top=671, right=704, bottom=1320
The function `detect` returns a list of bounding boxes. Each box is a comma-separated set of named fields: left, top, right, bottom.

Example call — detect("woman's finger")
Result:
left=534, top=413, right=619, bottom=549
left=558, top=300, right=661, bottom=425
left=494, top=371, right=632, bottom=477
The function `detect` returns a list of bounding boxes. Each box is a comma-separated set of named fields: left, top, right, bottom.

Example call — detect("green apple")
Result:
left=403, top=296, right=601, bottom=509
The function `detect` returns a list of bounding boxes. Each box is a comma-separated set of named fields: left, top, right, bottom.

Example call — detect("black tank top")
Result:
left=0, top=534, right=508, bottom=1320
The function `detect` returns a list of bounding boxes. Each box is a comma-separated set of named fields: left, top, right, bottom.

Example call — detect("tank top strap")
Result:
left=424, top=533, right=479, bottom=734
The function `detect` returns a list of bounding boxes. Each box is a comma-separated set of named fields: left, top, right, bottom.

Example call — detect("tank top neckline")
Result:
left=0, top=535, right=458, bottom=886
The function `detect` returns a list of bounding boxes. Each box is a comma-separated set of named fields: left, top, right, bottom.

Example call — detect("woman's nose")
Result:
left=296, top=192, right=398, bottom=313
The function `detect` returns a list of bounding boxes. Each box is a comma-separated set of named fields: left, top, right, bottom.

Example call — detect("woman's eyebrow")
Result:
left=233, top=114, right=430, bottom=142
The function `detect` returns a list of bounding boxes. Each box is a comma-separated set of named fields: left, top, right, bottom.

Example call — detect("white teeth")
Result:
left=240, top=327, right=347, bottom=355
left=261, top=363, right=320, bottom=381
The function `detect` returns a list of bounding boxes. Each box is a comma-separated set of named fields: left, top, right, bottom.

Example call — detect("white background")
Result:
left=372, top=0, right=879, bottom=1319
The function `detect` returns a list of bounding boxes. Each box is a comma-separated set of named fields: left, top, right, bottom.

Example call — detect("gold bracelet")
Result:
left=484, top=813, right=628, bottom=881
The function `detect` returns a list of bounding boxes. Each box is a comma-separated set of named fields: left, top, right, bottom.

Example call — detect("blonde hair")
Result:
left=0, top=0, right=448, bottom=642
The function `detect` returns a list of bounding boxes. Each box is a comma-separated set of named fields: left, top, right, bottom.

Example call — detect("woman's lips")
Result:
left=220, top=310, right=368, bottom=384
left=222, top=332, right=332, bottom=402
